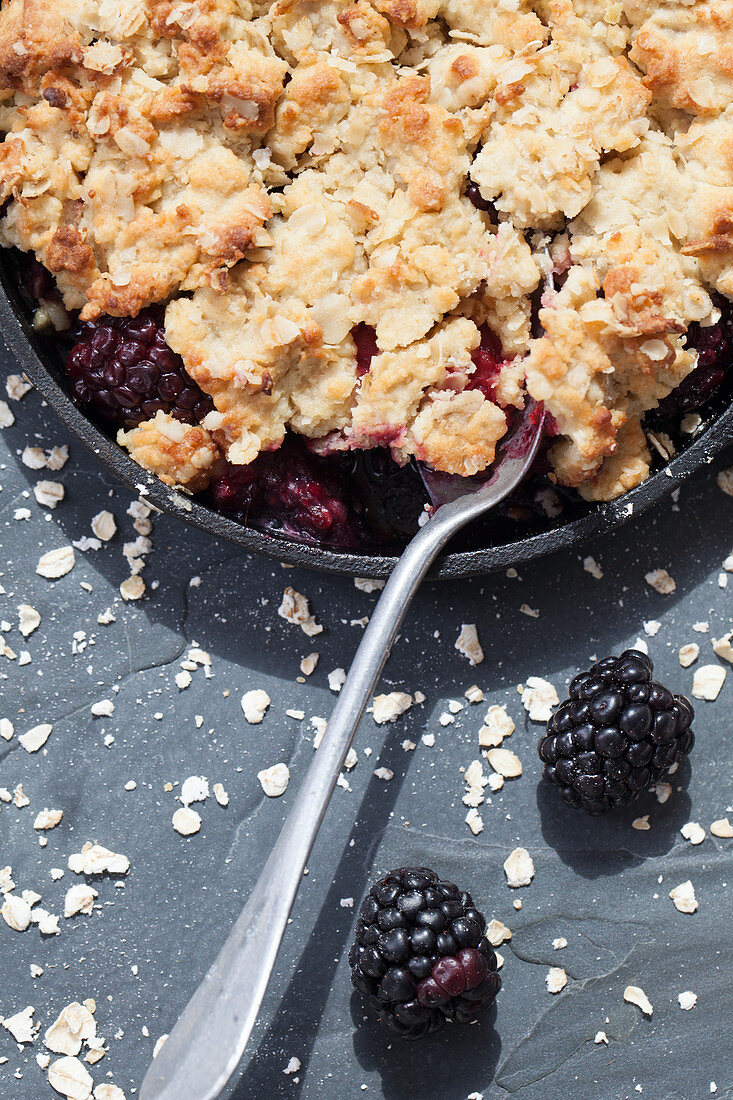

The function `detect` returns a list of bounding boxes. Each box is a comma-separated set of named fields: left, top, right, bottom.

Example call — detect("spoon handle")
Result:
left=140, top=515, right=453, bottom=1100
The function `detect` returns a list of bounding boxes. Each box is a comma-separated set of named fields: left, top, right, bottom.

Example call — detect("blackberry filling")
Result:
left=64, top=311, right=214, bottom=429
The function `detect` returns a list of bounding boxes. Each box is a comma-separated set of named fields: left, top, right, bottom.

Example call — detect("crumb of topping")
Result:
left=678, top=991, right=697, bottom=1011
left=372, top=692, right=412, bottom=724
left=328, top=668, right=346, bottom=693
left=64, top=885, right=98, bottom=919
left=553, top=937, right=568, bottom=950
left=465, top=685, right=484, bottom=704
left=595, top=1031, right=609, bottom=1045
left=180, top=777, right=209, bottom=806
left=172, top=807, right=202, bottom=837
left=241, top=689, right=271, bottom=724
left=18, top=604, right=41, bottom=637
left=624, top=985, right=653, bottom=1016
left=643, top=620, right=661, bottom=637
left=465, top=808, right=483, bottom=835
left=278, top=588, right=323, bottom=636
left=645, top=569, right=676, bottom=594
left=258, top=764, right=290, bottom=798
left=37, top=546, right=75, bottom=579
left=546, top=967, right=567, bottom=994
left=521, top=677, right=559, bottom=722
left=479, top=704, right=515, bottom=748
left=68, top=843, right=129, bottom=877
left=34, top=809, right=63, bottom=831
left=1, top=1005, right=38, bottom=1043
left=374, top=767, right=394, bottom=781
left=2, top=894, right=33, bottom=932
left=669, top=880, right=698, bottom=914
left=6, top=374, right=31, bottom=400
left=455, top=624, right=484, bottom=666
left=717, top=469, right=733, bottom=496
left=91, top=700, right=115, bottom=718
left=632, top=815, right=650, bottom=831
left=692, top=665, right=726, bottom=701
left=503, top=847, right=535, bottom=888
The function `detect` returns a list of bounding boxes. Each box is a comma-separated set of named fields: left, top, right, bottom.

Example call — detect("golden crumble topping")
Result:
left=0, top=0, right=729, bottom=499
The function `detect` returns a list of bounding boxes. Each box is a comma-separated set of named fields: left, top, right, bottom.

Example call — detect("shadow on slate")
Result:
left=535, top=757, right=693, bottom=878
left=228, top=733, right=414, bottom=1100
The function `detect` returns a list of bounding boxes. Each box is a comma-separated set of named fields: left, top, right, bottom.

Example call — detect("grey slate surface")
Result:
left=0, top=348, right=731, bottom=1100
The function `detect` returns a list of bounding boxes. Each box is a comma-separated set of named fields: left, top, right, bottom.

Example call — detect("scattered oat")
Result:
left=372, top=692, right=412, bottom=724
left=632, top=816, right=650, bottom=831
left=669, top=880, right=697, bottom=914
left=48, top=1055, right=94, bottom=1100
left=594, top=1031, right=609, bottom=1045
left=645, top=568, right=676, bottom=595
left=6, top=374, right=32, bottom=400
left=0, top=400, right=15, bottom=427
left=2, top=1006, right=37, bottom=1044
left=678, top=991, right=697, bottom=1011
left=486, top=748, right=522, bottom=778
left=34, top=809, right=63, bottom=831
left=2, top=894, right=33, bottom=932
left=300, top=652, right=319, bottom=676
left=37, top=546, right=75, bottom=579
left=521, top=677, right=559, bottom=722
left=212, top=784, right=229, bottom=808
left=692, top=665, right=726, bottom=701
left=68, top=843, right=130, bottom=877
left=91, top=700, right=115, bottom=718
left=34, top=480, right=65, bottom=509
left=175, top=670, right=192, bottom=691
left=328, top=668, right=346, bottom=693
left=710, top=818, right=733, bottom=838
left=583, top=556, right=603, bottom=579
left=552, top=937, right=568, bottom=950
left=520, top=603, right=540, bottom=618
left=19, top=723, right=53, bottom=753
left=654, top=781, right=672, bottom=804
left=354, top=578, right=385, bottom=593
left=18, top=604, right=41, bottom=637
left=681, top=822, right=705, bottom=846
left=374, top=767, right=394, bottom=781
left=64, top=885, right=98, bottom=918
left=486, top=920, right=512, bottom=946
left=45, top=1003, right=96, bottom=1056
left=679, top=643, right=699, bottom=668
left=455, top=624, right=484, bottom=665
left=278, top=587, right=323, bottom=636
left=624, top=985, right=653, bottom=1016
left=465, top=808, right=484, bottom=835
left=172, top=807, right=202, bottom=836
left=241, top=689, right=271, bottom=724
left=716, top=468, right=733, bottom=496
left=120, top=575, right=145, bottom=601
left=504, top=847, right=535, bottom=888
left=465, top=685, right=484, bottom=704
left=712, top=632, right=733, bottom=663
left=0, top=719, right=13, bottom=741
left=258, top=763, right=290, bottom=798
left=546, top=967, right=567, bottom=994
left=643, top=620, right=661, bottom=637
left=90, top=511, right=117, bottom=541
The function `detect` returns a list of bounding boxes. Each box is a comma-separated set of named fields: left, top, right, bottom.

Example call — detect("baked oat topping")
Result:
left=0, top=0, right=729, bottom=507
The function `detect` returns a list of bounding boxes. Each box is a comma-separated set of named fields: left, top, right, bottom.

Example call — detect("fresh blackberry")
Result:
left=349, top=866, right=501, bottom=1039
left=65, top=312, right=213, bottom=429
left=538, top=650, right=695, bottom=814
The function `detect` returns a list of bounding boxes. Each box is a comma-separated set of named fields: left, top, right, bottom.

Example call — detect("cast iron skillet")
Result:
left=1, top=258, right=732, bottom=578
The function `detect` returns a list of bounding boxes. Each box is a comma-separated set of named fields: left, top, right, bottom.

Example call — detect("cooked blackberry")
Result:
left=65, top=312, right=213, bottom=429
left=349, top=866, right=501, bottom=1039
left=538, top=650, right=695, bottom=814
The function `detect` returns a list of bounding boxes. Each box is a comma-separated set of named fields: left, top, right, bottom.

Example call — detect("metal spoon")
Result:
left=141, top=400, right=545, bottom=1100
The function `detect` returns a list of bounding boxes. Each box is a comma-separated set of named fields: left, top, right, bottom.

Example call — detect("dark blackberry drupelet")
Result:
left=349, top=867, right=501, bottom=1038
left=64, top=312, right=214, bottom=429
left=538, top=650, right=695, bottom=814
left=657, top=295, right=733, bottom=416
